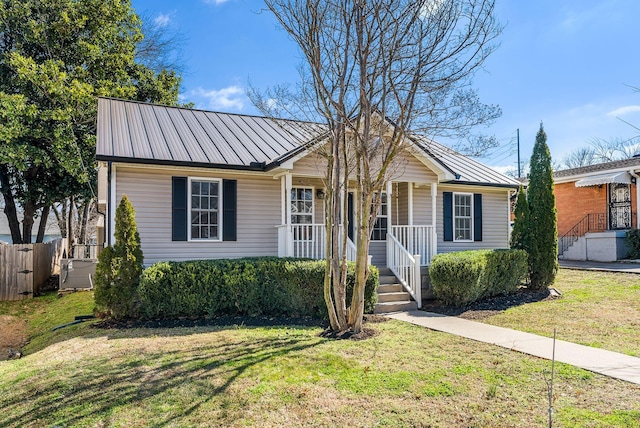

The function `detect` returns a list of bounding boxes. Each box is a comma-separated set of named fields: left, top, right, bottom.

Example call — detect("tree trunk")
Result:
left=0, top=166, right=22, bottom=244
left=78, top=199, right=90, bottom=244
left=67, top=195, right=74, bottom=257
left=36, top=205, right=50, bottom=243
left=22, top=201, right=36, bottom=244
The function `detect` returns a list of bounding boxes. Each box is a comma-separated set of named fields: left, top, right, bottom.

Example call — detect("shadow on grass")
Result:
left=0, top=324, right=324, bottom=427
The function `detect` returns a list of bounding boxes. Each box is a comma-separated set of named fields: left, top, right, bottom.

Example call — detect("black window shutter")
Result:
left=474, top=193, right=483, bottom=242
left=443, top=191, right=453, bottom=241
left=223, top=179, right=237, bottom=241
left=172, top=177, right=188, bottom=241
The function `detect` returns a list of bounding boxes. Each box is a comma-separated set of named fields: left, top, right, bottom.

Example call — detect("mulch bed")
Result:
left=421, top=287, right=558, bottom=320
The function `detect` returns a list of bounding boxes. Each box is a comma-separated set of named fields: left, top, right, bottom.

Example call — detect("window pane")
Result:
left=190, top=180, right=220, bottom=240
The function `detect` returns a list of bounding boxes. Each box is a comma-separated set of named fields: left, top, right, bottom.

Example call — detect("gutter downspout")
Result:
left=107, top=161, right=112, bottom=246
left=630, top=170, right=640, bottom=229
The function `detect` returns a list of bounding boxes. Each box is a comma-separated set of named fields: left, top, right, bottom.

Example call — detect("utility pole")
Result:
left=517, top=128, right=521, bottom=178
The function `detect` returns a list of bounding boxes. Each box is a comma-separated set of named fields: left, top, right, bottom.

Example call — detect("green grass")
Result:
left=0, top=290, right=96, bottom=354
left=0, top=315, right=639, bottom=426
left=484, top=269, right=640, bottom=356
left=1, top=273, right=640, bottom=427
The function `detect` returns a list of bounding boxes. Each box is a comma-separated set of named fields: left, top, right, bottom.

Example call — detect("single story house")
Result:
left=554, top=157, right=640, bottom=261
left=96, top=97, right=520, bottom=306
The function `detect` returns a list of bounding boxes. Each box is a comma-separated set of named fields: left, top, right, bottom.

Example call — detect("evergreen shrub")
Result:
left=94, top=195, right=144, bottom=319
left=626, top=229, right=640, bottom=259
left=429, top=249, right=528, bottom=306
left=138, top=257, right=378, bottom=319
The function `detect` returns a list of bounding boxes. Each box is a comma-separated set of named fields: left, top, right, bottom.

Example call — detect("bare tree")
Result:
left=254, top=0, right=502, bottom=333
left=560, top=137, right=640, bottom=170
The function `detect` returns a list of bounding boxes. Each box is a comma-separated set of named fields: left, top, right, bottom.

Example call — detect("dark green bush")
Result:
left=138, top=257, right=378, bottom=320
left=627, top=229, right=640, bottom=259
left=429, top=249, right=528, bottom=306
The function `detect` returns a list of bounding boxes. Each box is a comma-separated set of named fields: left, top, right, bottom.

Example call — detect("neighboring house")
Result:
left=96, top=97, right=519, bottom=305
left=0, top=207, right=62, bottom=244
left=554, top=157, right=640, bottom=261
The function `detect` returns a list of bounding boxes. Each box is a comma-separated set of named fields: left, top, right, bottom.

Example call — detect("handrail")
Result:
left=390, top=225, right=434, bottom=266
left=558, top=213, right=606, bottom=256
left=387, top=233, right=421, bottom=308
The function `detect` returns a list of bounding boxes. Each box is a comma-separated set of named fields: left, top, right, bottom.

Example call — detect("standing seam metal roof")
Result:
left=96, top=97, right=519, bottom=187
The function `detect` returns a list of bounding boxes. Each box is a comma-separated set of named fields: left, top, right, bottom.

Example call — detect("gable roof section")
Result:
left=96, top=97, right=324, bottom=170
left=411, top=135, right=520, bottom=187
left=554, top=157, right=640, bottom=182
left=97, top=97, right=518, bottom=187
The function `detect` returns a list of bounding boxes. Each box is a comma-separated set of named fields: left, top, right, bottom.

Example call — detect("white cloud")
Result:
left=203, top=0, right=230, bottom=5
left=153, top=13, right=172, bottom=28
left=607, top=105, right=640, bottom=117
left=190, top=86, right=246, bottom=111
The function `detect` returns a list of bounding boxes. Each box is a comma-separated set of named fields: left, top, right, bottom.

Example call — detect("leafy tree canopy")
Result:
left=0, top=0, right=182, bottom=243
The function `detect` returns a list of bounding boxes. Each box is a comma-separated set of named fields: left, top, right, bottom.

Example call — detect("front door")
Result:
left=609, top=183, right=632, bottom=229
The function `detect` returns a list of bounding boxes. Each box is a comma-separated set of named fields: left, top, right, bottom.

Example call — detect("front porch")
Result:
left=274, top=174, right=440, bottom=308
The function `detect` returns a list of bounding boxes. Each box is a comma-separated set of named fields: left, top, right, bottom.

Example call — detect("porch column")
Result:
left=408, top=182, right=414, bottom=226
left=431, top=182, right=438, bottom=262
left=285, top=173, right=293, bottom=256
left=386, top=181, right=393, bottom=229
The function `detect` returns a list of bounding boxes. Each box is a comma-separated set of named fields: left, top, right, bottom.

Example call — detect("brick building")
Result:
left=553, top=157, right=640, bottom=261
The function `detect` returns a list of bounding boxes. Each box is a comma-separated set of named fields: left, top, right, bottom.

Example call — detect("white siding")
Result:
left=413, top=185, right=433, bottom=225
left=116, top=166, right=282, bottom=265
left=369, top=241, right=386, bottom=266
left=292, top=149, right=439, bottom=183
left=437, top=185, right=511, bottom=253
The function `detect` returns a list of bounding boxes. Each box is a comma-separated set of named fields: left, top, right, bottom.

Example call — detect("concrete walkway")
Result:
left=386, top=310, right=640, bottom=385
left=559, top=259, right=640, bottom=273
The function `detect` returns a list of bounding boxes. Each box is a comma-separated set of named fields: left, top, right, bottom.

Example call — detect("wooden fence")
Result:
left=0, top=238, right=66, bottom=301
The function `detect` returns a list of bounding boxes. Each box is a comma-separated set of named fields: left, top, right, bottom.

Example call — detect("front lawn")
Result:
left=484, top=269, right=640, bottom=357
left=1, top=271, right=639, bottom=427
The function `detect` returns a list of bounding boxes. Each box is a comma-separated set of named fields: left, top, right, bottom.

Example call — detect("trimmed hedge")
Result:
left=429, top=249, right=528, bottom=307
left=138, top=257, right=378, bottom=319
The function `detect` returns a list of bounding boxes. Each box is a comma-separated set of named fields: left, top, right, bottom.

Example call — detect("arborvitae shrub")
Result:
left=94, top=195, right=144, bottom=319
left=526, top=125, right=558, bottom=290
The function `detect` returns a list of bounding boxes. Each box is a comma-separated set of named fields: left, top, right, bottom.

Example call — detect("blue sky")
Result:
left=131, top=0, right=640, bottom=171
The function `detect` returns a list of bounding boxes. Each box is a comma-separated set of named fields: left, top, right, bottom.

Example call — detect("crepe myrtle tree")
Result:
left=251, top=0, right=502, bottom=333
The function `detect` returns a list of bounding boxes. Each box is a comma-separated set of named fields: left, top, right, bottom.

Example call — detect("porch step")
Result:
left=378, top=283, right=403, bottom=293
left=375, top=268, right=418, bottom=313
left=374, top=300, right=418, bottom=313
left=377, top=291, right=412, bottom=303
left=379, top=275, right=399, bottom=285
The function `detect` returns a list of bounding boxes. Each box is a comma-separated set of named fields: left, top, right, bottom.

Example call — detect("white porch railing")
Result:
left=390, top=225, right=436, bottom=266
left=276, top=224, right=357, bottom=261
left=387, top=232, right=422, bottom=308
